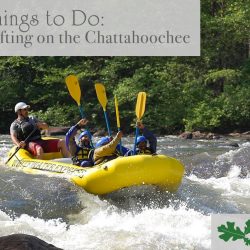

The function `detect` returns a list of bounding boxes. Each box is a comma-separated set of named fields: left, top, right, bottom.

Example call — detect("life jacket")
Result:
left=94, top=149, right=120, bottom=165
left=72, top=147, right=92, bottom=166
left=136, top=147, right=152, bottom=155
left=14, top=118, right=41, bottom=142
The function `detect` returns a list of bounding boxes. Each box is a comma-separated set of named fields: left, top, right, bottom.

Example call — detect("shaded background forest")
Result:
left=0, top=0, right=250, bottom=134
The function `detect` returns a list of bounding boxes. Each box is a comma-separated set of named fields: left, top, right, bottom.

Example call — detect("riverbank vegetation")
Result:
left=0, top=0, right=249, bottom=134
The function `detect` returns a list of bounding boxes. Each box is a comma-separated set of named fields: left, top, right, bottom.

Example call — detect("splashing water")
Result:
left=0, top=135, right=249, bottom=249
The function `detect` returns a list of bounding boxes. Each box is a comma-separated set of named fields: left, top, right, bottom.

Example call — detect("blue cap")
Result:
left=96, top=137, right=110, bottom=148
left=78, top=130, right=92, bottom=141
left=136, top=136, right=147, bottom=145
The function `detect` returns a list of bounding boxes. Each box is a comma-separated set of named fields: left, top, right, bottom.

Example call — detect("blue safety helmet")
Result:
left=78, top=130, right=92, bottom=141
left=136, top=136, right=147, bottom=145
left=96, top=136, right=110, bottom=148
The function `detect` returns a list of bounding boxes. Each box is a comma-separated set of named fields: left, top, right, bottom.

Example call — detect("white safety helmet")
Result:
left=14, top=102, right=30, bottom=113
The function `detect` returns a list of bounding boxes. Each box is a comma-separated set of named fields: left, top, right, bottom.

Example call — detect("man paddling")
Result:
left=66, top=118, right=94, bottom=167
left=10, top=102, right=70, bottom=159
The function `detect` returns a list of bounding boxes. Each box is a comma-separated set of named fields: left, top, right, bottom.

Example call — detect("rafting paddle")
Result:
left=5, top=127, right=37, bottom=164
left=65, top=75, right=85, bottom=118
left=133, top=92, right=147, bottom=155
left=115, top=95, right=122, bottom=153
left=65, top=74, right=93, bottom=147
left=95, top=83, right=111, bottom=136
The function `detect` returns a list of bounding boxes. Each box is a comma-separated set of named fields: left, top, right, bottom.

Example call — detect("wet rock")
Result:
left=229, top=131, right=250, bottom=140
left=229, top=132, right=241, bottom=137
left=242, top=131, right=250, bottom=135
left=192, top=131, right=208, bottom=139
left=179, top=131, right=221, bottom=140
left=206, top=132, right=219, bottom=139
left=179, top=132, right=193, bottom=139
left=225, top=142, right=239, bottom=147
left=0, top=234, right=62, bottom=250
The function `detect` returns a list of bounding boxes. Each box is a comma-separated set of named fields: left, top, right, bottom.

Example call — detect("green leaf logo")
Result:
left=217, top=219, right=250, bottom=246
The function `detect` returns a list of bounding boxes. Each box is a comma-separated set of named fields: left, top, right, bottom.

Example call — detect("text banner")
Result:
left=0, top=0, right=200, bottom=56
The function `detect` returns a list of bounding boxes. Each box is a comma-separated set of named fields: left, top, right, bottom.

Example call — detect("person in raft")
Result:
left=93, top=131, right=124, bottom=165
left=10, top=102, right=70, bottom=159
left=126, top=121, right=157, bottom=156
left=66, top=118, right=94, bottom=167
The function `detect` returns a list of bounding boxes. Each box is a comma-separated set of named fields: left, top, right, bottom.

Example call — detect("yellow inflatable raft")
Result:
left=6, top=142, right=185, bottom=195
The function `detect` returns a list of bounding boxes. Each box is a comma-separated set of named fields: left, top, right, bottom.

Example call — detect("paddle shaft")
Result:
left=79, top=107, right=94, bottom=148
left=115, top=96, right=122, bottom=153
left=95, top=83, right=112, bottom=137
left=5, top=127, right=37, bottom=164
left=133, top=127, right=140, bottom=155
left=133, top=92, right=146, bottom=155
left=65, top=75, right=94, bottom=148
left=104, top=111, right=111, bottom=136
left=114, top=95, right=122, bottom=153
left=78, top=105, right=85, bottom=119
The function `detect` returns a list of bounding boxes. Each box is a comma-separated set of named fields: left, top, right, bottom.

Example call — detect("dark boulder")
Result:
left=229, top=132, right=250, bottom=140
left=179, top=132, right=193, bottom=139
left=192, top=131, right=208, bottom=139
left=225, top=142, right=239, bottom=147
left=206, top=132, right=221, bottom=139
left=179, top=131, right=221, bottom=140
left=0, top=234, right=62, bottom=250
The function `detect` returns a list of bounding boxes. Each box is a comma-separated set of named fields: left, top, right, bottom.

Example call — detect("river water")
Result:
left=0, top=134, right=249, bottom=249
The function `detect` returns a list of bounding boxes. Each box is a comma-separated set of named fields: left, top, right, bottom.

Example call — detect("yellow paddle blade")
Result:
left=114, top=95, right=120, bottom=128
left=65, top=75, right=81, bottom=106
left=95, top=83, right=107, bottom=111
left=135, top=92, right=146, bottom=120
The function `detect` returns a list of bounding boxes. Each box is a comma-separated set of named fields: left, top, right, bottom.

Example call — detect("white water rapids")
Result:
left=0, top=135, right=249, bottom=249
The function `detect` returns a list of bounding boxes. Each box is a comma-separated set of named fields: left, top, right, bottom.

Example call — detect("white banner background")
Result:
left=0, top=0, right=200, bottom=56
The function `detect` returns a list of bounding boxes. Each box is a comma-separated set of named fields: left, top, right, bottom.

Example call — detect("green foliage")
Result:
left=183, top=67, right=250, bottom=132
left=30, top=105, right=78, bottom=127
left=218, top=220, right=250, bottom=246
left=0, top=0, right=250, bottom=134
left=245, top=220, right=250, bottom=235
left=222, top=85, right=250, bottom=129
left=218, top=221, right=245, bottom=241
left=184, top=100, right=225, bottom=131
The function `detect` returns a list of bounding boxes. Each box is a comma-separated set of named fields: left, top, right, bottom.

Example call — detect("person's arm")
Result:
left=137, top=122, right=157, bottom=153
left=10, top=124, right=25, bottom=148
left=66, top=119, right=88, bottom=154
left=94, top=131, right=123, bottom=161
left=143, top=127, right=157, bottom=153
left=66, top=125, right=78, bottom=153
